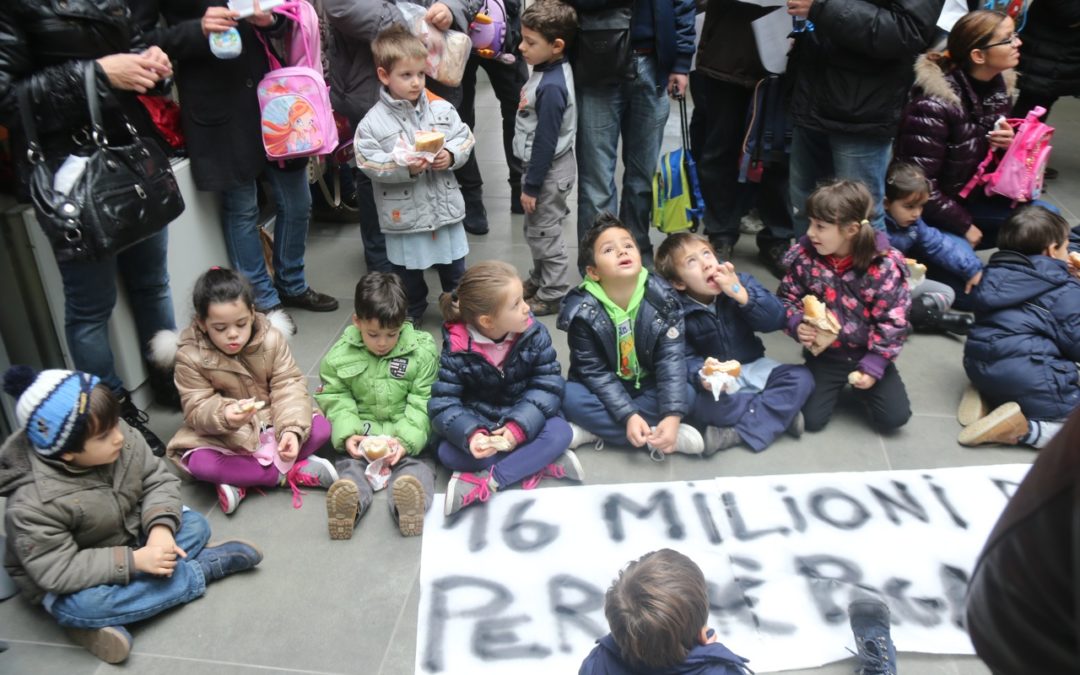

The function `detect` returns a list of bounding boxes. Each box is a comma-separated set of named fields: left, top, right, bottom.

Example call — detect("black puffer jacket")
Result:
left=694, top=0, right=771, bottom=88
left=892, top=56, right=1014, bottom=236
left=557, top=274, right=689, bottom=424
left=788, top=0, right=942, bottom=137
left=0, top=0, right=160, bottom=193
left=1015, top=0, right=1080, bottom=100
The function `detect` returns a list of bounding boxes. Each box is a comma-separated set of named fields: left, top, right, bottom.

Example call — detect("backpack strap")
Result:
left=958, top=146, right=997, bottom=199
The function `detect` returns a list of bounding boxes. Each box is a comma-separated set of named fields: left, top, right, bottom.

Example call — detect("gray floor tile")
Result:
left=0, top=640, right=103, bottom=674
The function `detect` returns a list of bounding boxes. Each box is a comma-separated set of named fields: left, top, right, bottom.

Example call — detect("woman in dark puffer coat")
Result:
left=893, top=10, right=1036, bottom=251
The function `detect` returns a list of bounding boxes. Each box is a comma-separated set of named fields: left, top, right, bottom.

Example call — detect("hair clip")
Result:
left=859, top=219, right=870, bottom=227
left=941, top=49, right=951, bottom=60
left=210, top=265, right=221, bottom=270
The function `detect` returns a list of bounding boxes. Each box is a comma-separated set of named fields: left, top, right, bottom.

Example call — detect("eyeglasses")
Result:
left=980, top=32, right=1020, bottom=50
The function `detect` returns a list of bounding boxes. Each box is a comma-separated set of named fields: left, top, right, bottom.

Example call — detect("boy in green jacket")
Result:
left=316, top=272, right=439, bottom=538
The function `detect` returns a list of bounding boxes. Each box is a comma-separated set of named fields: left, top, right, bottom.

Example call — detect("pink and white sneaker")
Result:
left=444, top=470, right=496, bottom=516
left=217, top=483, right=246, bottom=515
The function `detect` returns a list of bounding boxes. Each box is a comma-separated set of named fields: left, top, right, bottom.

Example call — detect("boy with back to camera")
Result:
left=961, top=205, right=1080, bottom=448
left=655, top=233, right=815, bottom=454
left=316, top=272, right=439, bottom=538
left=512, top=0, right=578, bottom=316
left=557, top=214, right=704, bottom=458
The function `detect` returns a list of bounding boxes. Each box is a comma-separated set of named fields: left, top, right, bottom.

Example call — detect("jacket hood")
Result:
left=343, top=321, right=422, bottom=358
left=443, top=317, right=537, bottom=354
left=559, top=274, right=680, bottom=330
left=151, top=310, right=293, bottom=368
left=0, top=432, right=36, bottom=497
left=589, top=634, right=750, bottom=674
left=912, top=55, right=1017, bottom=110
left=972, top=253, right=1074, bottom=312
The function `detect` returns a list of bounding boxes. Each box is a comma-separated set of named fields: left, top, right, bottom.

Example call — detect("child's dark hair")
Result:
left=522, top=0, right=578, bottom=49
left=605, top=549, right=709, bottom=670
left=885, top=162, right=931, bottom=202
left=578, top=212, right=635, bottom=271
left=805, top=180, right=879, bottom=272
left=655, top=232, right=713, bottom=283
left=81, top=384, right=121, bottom=447
left=439, top=261, right=519, bottom=326
left=193, top=267, right=255, bottom=320
left=998, top=205, right=1070, bottom=255
left=372, top=24, right=428, bottom=73
left=354, top=272, right=408, bottom=328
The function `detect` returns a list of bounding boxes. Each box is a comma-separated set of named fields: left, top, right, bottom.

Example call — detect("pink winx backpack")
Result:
left=256, top=1, right=339, bottom=162
left=959, top=105, right=1053, bottom=204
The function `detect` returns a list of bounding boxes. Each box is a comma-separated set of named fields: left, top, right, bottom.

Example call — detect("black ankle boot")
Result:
left=148, top=367, right=181, bottom=411
left=510, top=182, right=524, bottom=215
left=908, top=294, right=944, bottom=332
left=462, top=188, right=489, bottom=235
left=938, top=310, right=974, bottom=335
left=117, top=392, right=167, bottom=457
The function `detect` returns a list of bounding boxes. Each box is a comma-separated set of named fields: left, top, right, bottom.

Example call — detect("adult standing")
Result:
left=0, top=0, right=178, bottom=454
left=570, top=0, right=696, bottom=263
left=137, top=0, right=339, bottom=316
left=893, top=10, right=1028, bottom=251
left=786, top=0, right=943, bottom=234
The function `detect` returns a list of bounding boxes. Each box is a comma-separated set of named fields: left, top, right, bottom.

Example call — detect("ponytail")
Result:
left=439, top=261, right=519, bottom=327
left=806, top=179, right=881, bottom=272
left=850, top=219, right=880, bottom=272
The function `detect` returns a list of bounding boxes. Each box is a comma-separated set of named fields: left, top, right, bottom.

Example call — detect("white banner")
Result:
left=416, top=465, right=1029, bottom=674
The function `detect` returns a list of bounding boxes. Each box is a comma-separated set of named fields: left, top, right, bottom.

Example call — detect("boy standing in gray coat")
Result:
left=513, top=0, right=579, bottom=316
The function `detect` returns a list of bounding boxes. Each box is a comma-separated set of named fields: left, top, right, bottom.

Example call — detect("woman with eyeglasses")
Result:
left=893, top=10, right=1038, bottom=258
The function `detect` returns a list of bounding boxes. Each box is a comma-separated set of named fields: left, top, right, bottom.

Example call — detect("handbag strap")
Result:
left=16, top=82, right=45, bottom=165
left=678, top=95, right=690, bottom=152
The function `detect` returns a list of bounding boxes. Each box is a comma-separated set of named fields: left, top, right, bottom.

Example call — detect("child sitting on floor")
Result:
left=655, top=232, right=815, bottom=453
left=429, top=260, right=583, bottom=516
left=0, top=367, right=261, bottom=664
left=316, top=272, right=438, bottom=538
left=961, top=205, right=1080, bottom=448
left=156, top=268, right=337, bottom=515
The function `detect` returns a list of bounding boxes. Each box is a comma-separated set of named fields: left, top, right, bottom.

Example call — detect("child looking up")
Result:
left=778, top=180, right=912, bottom=432
left=961, top=205, right=1080, bottom=448
left=884, top=161, right=982, bottom=333
left=355, top=25, right=475, bottom=326
left=429, top=261, right=583, bottom=516
left=157, top=268, right=337, bottom=515
left=557, top=214, right=703, bottom=458
left=580, top=549, right=751, bottom=674
left=512, top=0, right=578, bottom=315
left=0, top=367, right=261, bottom=664
left=316, top=272, right=438, bottom=538
left=655, top=233, right=815, bottom=453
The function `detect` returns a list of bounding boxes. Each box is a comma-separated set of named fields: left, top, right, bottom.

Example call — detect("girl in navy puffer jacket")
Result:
left=961, top=206, right=1080, bottom=448
left=429, top=261, right=583, bottom=517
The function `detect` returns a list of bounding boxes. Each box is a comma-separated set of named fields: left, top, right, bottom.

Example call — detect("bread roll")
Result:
left=802, top=295, right=827, bottom=321
left=240, top=399, right=266, bottom=412
left=481, top=435, right=512, bottom=451
left=414, top=130, right=445, bottom=154
left=905, top=258, right=927, bottom=276
left=703, top=357, right=741, bottom=378
left=361, top=436, right=391, bottom=460
left=848, top=371, right=862, bottom=386
left=1069, top=251, right=1080, bottom=268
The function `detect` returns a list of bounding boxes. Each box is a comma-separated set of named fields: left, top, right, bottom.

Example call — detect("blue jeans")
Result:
left=437, top=417, right=571, bottom=487
left=220, top=163, right=312, bottom=309
left=57, top=229, right=175, bottom=393
left=562, top=380, right=696, bottom=447
left=576, top=54, right=671, bottom=256
left=44, top=510, right=211, bottom=629
left=789, top=125, right=892, bottom=235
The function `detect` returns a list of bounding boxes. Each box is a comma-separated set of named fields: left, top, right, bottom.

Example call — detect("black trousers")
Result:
left=454, top=54, right=529, bottom=196
left=802, top=353, right=911, bottom=432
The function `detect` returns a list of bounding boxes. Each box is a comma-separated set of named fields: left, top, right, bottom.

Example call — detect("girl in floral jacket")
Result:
left=778, top=180, right=912, bottom=432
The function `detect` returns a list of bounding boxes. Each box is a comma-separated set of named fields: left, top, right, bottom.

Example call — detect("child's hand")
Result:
left=965, top=224, right=983, bottom=248
left=520, top=193, right=537, bottom=215
left=848, top=371, right=877, bottom=390
left=386, top=438, right=408, bottom=466
left=796, top=322, right=818, bottom=348
left=431, top=149, right=452, bottom=171
left=201, top=5, right=239, bottom=35
left=225, top=399, right=258, bottom=426
left=625, top=414, right=651, bottom=448
left=245, top=0, right=275, bottom=27
left=489, top=426, right=518, bottom=452
left=965, top=270, right=983, bottom=294
left=647, top=416, right=680, bottom=454
left=468, top=432, right=499, bottom=459
left=145, top=525, right=185, bottom=557
left=134, top=543, right=184, bottom=577
left=425, top=2, right=453, bottom=30
left=407, top=156, right=430, bottom=175
left=277, top=431, right=300, bottom=461
left=345, top=435, right=367, bottom=459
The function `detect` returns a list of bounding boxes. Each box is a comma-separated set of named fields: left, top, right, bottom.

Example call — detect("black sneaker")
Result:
left=463, top=190, right=489, bottom=235
left=757, top=242, right=791, bottom=280
left=118, top=393, right=167, bottom=457
left=279, top=287, right=339, bottom=312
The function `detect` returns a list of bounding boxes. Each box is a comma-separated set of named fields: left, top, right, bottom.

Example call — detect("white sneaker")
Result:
left=567, top=422, right=600, bottom=450
left=674, top=423, right=705, bottom=455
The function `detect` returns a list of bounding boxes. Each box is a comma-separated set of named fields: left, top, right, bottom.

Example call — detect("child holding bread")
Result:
left=316, top=272, right=439, bottom=538
left=429, top=261, right=583, bottom=517
left=777, top=180, right=912, bottom=432
left=354, top=25, right=475, bottom=326
left=655, top=233, right=814, bottom=453
left=157, top=268, right=336, bottom=516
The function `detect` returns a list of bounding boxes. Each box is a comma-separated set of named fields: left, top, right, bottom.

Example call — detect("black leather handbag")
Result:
left=18, top=62, right=185, bottom=262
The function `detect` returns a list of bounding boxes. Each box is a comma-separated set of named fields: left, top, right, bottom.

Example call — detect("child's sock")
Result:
left=1022, top=420, right=1065, bottom=449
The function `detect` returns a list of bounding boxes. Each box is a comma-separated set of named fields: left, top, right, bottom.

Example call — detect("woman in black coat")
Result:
left=0, top=0, right=177, bottom=453
left=136, top=0, right=337, bottom=314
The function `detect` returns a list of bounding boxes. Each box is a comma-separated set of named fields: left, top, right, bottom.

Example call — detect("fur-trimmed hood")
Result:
left=912, top=54, right=1017, bottom=110
left=150, top=310, right=294, bottom=369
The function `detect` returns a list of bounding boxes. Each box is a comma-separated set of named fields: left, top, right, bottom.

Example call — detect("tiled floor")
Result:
left=1, top=78, right=1078, bottom=674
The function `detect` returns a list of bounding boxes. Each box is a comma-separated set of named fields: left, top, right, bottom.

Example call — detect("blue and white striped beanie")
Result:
left=2, top=366, right=100, bottom=458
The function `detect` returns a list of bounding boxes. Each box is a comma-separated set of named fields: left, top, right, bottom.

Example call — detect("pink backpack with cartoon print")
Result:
left=256, top=1, right=339, bottom=162
left=959, top=105, right=1053, bottom=204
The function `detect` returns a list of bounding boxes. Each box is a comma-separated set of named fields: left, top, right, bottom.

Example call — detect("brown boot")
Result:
left=65, top=626, right=132, bottom=663
left=958, top=402, right=1028, bottom=446
left=326, top=479, right=361, bottom=540
left=393, top=475, right=426, bottom=537
left=957, top=384, right=990, bottom=426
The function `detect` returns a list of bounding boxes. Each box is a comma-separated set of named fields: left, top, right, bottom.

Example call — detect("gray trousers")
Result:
left=336, top=455, right=435, bottom=522
left=523, top=150, right=575, bottom=301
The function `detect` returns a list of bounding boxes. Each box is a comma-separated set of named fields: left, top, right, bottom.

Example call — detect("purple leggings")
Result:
left=185, top=414, right=332, bottom=487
